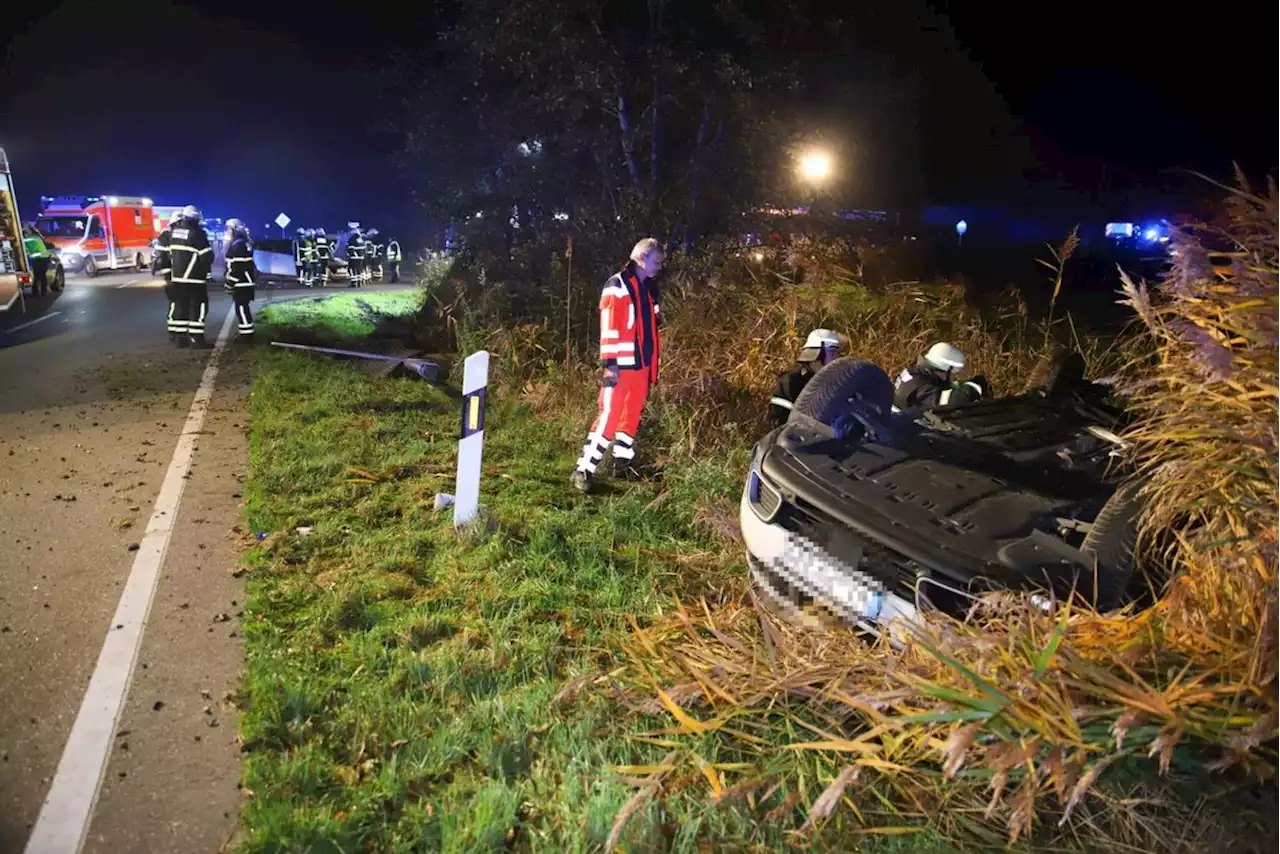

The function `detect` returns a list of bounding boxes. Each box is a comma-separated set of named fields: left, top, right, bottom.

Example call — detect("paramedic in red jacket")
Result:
left=571, top=238, right=664, bottom=493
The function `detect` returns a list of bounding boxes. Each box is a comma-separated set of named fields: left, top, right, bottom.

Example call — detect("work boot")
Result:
left=570, top=469, right=593, bottom=494
left=188, top=336, right=213, bottom=350
left=610, top=457, right=644, bottom=481
left=175, top=336, right=191, bottom=348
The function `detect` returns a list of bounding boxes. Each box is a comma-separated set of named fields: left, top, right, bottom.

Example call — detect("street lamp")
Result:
left=798, top=150, right=832, bottom=184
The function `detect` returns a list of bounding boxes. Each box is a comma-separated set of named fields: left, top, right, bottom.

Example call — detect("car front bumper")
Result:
left=740, top=473, right=919, bottom=639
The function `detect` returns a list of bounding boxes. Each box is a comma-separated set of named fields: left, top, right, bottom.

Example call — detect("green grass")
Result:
left=257, top=290, right=426, bottom=341
left=236, top=344, right=957, bottom=853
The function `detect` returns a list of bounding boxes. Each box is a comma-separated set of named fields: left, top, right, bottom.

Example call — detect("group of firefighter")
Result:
left=291, top=224, right=403, bottom=288
left=150, top=209, right=405, bottom=348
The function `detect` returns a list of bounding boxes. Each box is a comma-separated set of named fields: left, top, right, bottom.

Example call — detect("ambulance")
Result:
left=35, top=195, right=157, bottom=276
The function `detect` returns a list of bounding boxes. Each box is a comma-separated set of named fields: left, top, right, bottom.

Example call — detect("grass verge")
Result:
left=237, top=347, right=951, bottom=852
left=258, top=289, right=427, bottom=342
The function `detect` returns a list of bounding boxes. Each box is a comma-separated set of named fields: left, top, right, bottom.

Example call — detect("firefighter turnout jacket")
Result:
left=770, top=362, right=819, bottom=427
left=386, top=239, right=401, bottom=261
left=152, top=227, right=173, bottom=275
left=169, top=222, right=213, bottom=284
left=293, top=235, right=309, bottom=266
left=598, top=260, right=661, bottom=381
left=346, top=233, right=366, bottom=261
left=225, top=236, right=258, bottom=291
left=315, top=234, right=332, bottom=261
left=892, top=365, right=986, bottom=412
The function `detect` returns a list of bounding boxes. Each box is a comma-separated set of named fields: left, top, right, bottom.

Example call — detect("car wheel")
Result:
left=1079, top=479, right=1144, bottom=611
left=1024, top=347, right=1087, bottom=399
left=790, top=357, right=895, bottom=427
left=83, top=256, right=98, bottom=277
left=53, top=266, right=65, bottom=292
left=135, top=253, right=146, bottom=272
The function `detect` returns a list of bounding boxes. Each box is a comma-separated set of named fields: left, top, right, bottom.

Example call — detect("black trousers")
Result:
left=388, top=261, right=400, bottom=283
left=233, top=285, right=255, bottom=336
left=348, top=259, right=364, bottom=286
left=31, top=256, right=51, bottom=293
left=172, top=279, right=209, bottom=340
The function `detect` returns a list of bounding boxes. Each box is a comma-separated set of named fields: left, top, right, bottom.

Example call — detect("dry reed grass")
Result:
left=604, top=181, right=1278, bottom=848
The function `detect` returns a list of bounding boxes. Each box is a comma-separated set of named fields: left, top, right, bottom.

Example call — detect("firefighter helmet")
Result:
left=305, top=228, right=315, bottom=238
left=181, top=204, right=201, bottom=222
left=226, top=218, right=246, bottom=236
left=168, top=210, right=183, bottom=225
left=923, top=342, right=966, bottom=373
left=799, top=328, right=846, bottom=364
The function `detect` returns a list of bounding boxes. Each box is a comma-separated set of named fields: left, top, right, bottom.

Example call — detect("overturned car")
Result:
left=741, top=354, right=1143, bottom=638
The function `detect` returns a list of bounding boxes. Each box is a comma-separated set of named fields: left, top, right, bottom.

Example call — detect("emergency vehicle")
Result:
left=35, top=195, right=157, bottom=276
left=0, top=147, right=33, bottom=312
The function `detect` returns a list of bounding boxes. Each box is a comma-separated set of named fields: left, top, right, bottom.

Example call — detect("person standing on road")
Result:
left=386, top=237, right=402, bottom=283
left=21, top=225, right=54, bottom=297
left=223, top=218, right=258, bottom=341
left=169, top=205, right=214, bottom=348
left=153, top=210, right=183, bottom=341
left=314, top=228, right=332, bottom=287
left=292, top=227, right=309, bottom=287
left=304, top=228, right=322, bottom=287
left=571, top=237, right=664, bottom=493
left=366, top=228, right=383, bottom=281
left=345, top=223, right=366, bottom=288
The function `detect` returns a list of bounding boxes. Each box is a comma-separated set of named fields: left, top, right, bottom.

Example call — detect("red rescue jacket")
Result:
left=598, top=260, right=661, bottom=382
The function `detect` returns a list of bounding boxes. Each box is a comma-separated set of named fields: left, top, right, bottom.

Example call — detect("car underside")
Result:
left=740, top=357, right=1140, bottom=637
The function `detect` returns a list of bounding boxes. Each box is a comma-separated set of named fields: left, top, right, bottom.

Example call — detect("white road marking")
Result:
left=114, top=280, right=137, bottom=289
left=6, top=311, right=63, bottom=333
left=23, top=305, right=237, bottom=854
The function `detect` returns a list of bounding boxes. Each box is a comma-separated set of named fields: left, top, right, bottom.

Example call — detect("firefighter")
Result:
left=769, top=328, right=847, bottom=427
left=892, top=342, right=987, bottom=411
left=293, top=227, right=309, bottom=287
left=366, top=228, right=383, bottom=280
left=223, top=218, right=258, bottom=340
left=345, top=223, right=366, bottom=288
left=314, top=228, right=332, bottom=286
left=386, top=236, right=402, bottom=283
left=152, top=211, right=182, bottom=340
left=304, top=229, right=322, bottom=286
left=571, top=238, right=664, bottom=493
left=168, top=205, right=213, bottom=348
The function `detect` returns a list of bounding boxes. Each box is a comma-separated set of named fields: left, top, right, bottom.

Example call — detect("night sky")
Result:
left=1, top=0, right=1273, bottom=238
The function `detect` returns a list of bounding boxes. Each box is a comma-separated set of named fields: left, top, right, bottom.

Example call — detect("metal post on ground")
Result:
left=452, top=350, right=490, bottom=527
left=431, top=350, right=490, bottom=524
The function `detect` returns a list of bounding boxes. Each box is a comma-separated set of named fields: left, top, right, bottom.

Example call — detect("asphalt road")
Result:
left=0, top=272, right=409, bottom=852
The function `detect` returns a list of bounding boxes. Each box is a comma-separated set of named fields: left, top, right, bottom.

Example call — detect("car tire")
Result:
left=1079, top=479, right=1143, bottom=611
left=789, top=357, right=895, bottom=426
left=83, top=256, right=97, bottom=277
left=53, top=266, right=65, bottom=292
left=135, top=253, right=146, bottom=272
left=1024, top=348, right=1086, bottom=399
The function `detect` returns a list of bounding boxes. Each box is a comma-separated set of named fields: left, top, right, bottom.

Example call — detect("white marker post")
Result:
left=453, top=350, right=489, bottom=527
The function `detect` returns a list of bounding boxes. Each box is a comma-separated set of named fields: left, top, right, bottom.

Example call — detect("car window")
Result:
left=86, top=216, right=104, bottom=239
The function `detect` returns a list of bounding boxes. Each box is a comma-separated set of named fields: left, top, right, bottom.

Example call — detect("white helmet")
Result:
left=800, top=328, right=844, bottom=362
left=225, top=217, right=246, bottom=237
left=168, top=210, right=183, bottom=225
left=181, top=204, right=201, bottom=221
left=923, top=342, right=966, bottom=373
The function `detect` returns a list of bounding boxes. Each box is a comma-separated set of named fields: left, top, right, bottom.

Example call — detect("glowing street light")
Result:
left=798, top=151, right=832, bottom=183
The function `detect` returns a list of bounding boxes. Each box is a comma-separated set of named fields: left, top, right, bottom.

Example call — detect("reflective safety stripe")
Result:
left=770, top=396, right=794, bottom=410
left=600, top=342, right=635, bottom=355
left=616, top=356, right=636, bottom=366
